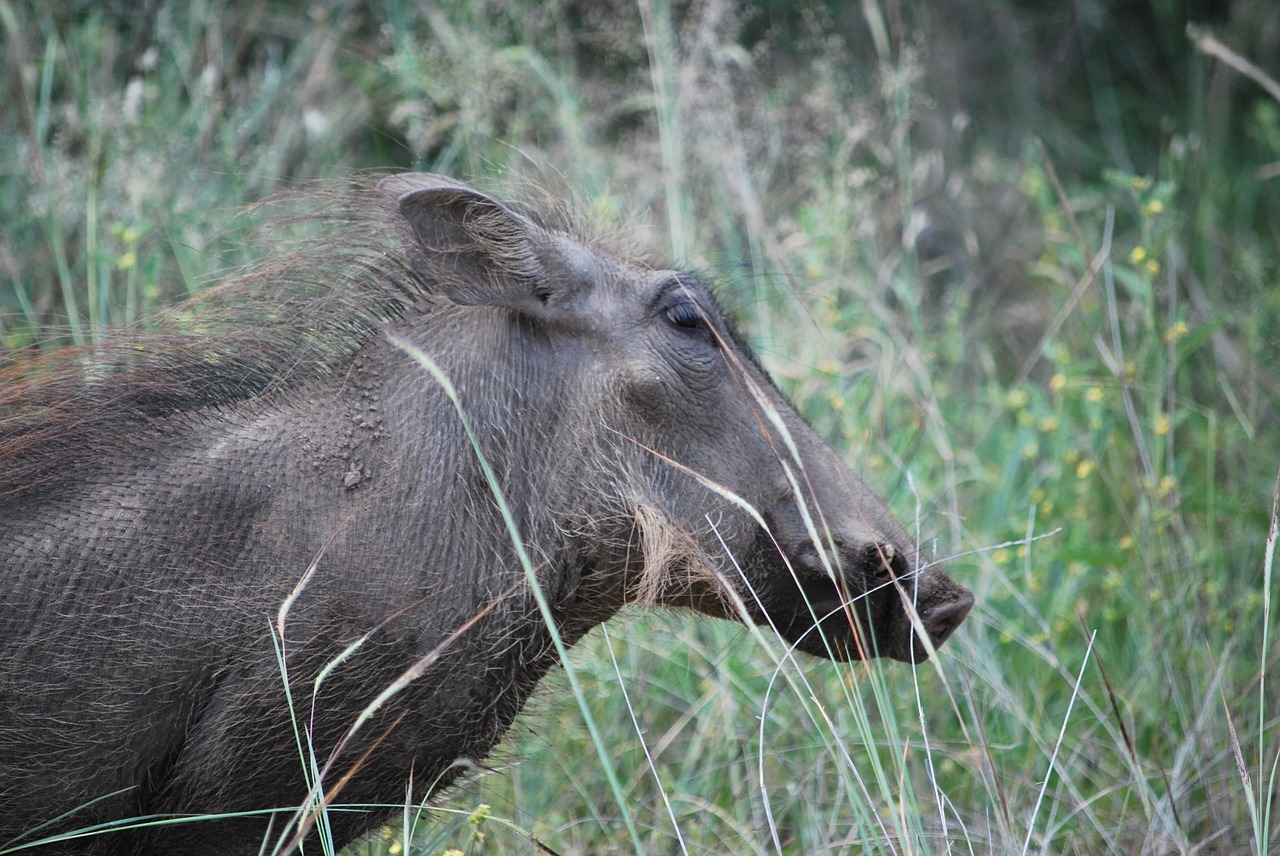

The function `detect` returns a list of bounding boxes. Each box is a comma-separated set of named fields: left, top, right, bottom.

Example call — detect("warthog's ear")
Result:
left=381, top=174, right=577, bottom=316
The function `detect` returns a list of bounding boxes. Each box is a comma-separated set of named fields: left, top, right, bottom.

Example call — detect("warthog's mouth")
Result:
left=772, top=574, right=974, bottom=663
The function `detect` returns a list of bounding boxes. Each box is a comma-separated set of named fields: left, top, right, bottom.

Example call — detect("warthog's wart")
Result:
left=0, top=174, right=973, bottom=854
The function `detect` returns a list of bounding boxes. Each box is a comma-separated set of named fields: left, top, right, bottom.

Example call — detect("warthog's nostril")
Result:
left=922, top=596, right=974, bottom=647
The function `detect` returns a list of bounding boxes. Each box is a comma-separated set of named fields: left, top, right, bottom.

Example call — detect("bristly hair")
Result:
left=0, top=173, right=747, bottom=503
left=0, top=174, right=575, bottom=501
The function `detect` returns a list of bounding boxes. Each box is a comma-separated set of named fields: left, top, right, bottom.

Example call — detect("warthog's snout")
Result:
left=773, top=536, right=974, bottom=664
left=922, top=595, right=973, bottom=647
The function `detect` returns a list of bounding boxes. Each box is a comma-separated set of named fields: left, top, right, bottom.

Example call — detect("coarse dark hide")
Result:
left=0, top=174, right=973, bottom=854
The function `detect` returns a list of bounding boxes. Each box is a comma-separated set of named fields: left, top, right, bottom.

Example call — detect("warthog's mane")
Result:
left=0, top=175, right=765, bottom=507
left=0, top=176, right=621, bottom=500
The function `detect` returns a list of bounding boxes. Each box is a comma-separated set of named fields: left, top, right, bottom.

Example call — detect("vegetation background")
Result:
left=1, top=0, right=1278, bottom=853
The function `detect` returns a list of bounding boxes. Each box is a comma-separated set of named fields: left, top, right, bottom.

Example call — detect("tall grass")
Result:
left=2, top=1, right=1276, bottom=853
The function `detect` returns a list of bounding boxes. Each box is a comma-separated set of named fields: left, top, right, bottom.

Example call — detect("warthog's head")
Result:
left=385, top=174, right=973, bottom=663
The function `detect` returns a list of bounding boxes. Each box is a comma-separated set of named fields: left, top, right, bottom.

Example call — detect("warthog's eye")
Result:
left=664, top=300, right=708, bottom=333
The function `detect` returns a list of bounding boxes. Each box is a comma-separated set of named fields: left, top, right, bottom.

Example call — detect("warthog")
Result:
left=0, top=174, right=972, bottom=854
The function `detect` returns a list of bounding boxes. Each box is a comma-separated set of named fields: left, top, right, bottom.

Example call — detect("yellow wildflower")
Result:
left=1164, top=320, right=1189, bottom=344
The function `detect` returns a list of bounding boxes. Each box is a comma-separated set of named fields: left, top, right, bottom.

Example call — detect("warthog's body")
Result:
left=0, top=174, right=971, bottom=854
